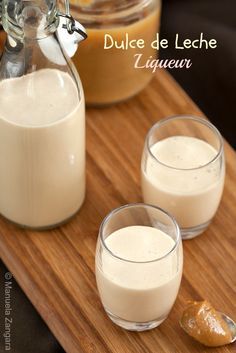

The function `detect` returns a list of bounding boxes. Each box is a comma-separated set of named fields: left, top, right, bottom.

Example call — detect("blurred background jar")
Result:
left=68, top=0, right=161, bottom=106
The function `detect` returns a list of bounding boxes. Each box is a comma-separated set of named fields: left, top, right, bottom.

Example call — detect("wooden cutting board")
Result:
left=0, top=70, right=235, bottom=353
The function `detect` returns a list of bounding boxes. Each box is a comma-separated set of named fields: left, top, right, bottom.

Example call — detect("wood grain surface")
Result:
left=0, top=69, right=235, bottom=353
left=0, top=30, right=6, bottom=57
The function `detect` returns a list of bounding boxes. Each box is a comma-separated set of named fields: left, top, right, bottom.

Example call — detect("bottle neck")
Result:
left=1, top=0, right=59, bottom=41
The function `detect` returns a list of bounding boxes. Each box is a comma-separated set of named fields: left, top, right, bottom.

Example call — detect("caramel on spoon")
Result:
left=180, top=301, right=236, bottom=347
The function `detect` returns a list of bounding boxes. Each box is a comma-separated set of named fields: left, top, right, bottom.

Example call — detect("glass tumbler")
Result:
left=141, top=115, right=225, bottom=239
left=95, top=203, right=183, bottom=331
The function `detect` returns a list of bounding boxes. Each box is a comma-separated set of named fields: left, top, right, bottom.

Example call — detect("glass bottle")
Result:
left=0, top=0, right=87, bottom=229
left=66, top=0, right=161, bottom=106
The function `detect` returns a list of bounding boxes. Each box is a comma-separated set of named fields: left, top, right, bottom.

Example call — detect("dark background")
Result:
left=0, top=1, right=235, bottom=353
left=160, top=0, right=236, bottom=148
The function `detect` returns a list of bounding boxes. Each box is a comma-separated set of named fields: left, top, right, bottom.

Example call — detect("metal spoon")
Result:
left=221, top=312, right=236, bottom=343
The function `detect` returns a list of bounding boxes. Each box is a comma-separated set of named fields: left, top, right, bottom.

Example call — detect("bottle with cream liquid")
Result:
left=0, top=0, right=87, bottom=229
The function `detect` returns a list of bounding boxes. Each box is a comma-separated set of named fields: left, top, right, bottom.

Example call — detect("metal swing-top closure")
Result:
left=55, top=0, right=87, bottom=58
left=58, top=0, right=87, bottom=39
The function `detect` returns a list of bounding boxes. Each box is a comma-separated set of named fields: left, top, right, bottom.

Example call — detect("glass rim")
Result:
left=99, top=203, right=181, bottom=264
left=70, top=0, right=156, bottom=22
left=146, top=115, right=224, bottom=171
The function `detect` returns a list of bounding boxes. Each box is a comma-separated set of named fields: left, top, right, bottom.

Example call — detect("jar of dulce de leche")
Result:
left=69, top=0, right=161, bottom=106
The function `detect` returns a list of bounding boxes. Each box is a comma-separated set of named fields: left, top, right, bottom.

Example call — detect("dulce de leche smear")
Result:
left=180, top=301, right=232, bottom=347
left=71, top=0, right=161, bottom=106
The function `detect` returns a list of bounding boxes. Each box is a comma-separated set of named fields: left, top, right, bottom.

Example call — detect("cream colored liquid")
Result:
left=96, top=225, right=182, bottom=323
left=0, top=69, right=85, bottom=228
left=142, top=136, right=225, bottom=228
